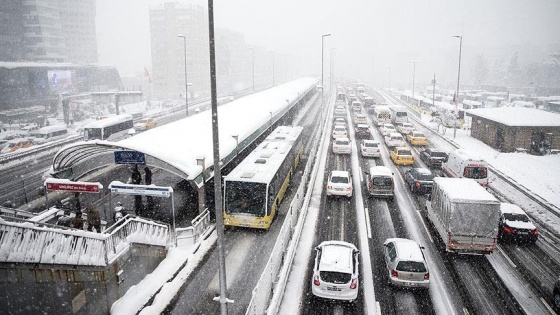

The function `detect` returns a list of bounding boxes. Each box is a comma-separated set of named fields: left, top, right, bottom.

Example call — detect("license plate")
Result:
left=327, top=286, right=341, bottom=291
left=518, top=231, right=528, bottom=235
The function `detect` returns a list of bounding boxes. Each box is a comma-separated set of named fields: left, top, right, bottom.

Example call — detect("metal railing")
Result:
left=0, top=215, right=169, bottom=266
left=176, top=209, right=212, bottom=248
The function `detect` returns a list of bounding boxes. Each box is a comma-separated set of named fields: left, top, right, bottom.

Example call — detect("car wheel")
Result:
left=555, top=292, right=560, bottom=309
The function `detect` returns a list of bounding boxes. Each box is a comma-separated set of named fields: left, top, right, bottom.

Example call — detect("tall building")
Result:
left=0, top=0, right=97, bottom=64
left=149, top=2, right=210, bottom=100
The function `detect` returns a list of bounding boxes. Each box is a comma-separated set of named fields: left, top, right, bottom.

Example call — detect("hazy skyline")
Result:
left=96, top=0, right=560, bottom=88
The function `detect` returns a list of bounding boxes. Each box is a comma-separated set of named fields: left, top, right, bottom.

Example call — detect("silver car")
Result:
left=383, top=238, right=430, bottom=289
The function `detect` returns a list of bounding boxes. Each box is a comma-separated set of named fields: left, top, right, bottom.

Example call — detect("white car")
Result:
left=332, top=126, right=347, bottom=139
left=360, top=140, right=380, bottom=158
left=326, top=170, right=353, bottom=198
left=334, top=105, right=346, bottom=118
left=384, top=132, right=405, bottom=147
left=380, top=123, right=396, bottom=136
left=383, top=238, right=430, bottom=289
left=353, top=113, right=367, bottom=125
left=312, top=241, right=360, bottom=301
left=397, top=122, right=414, bottom=134
left=333, top=117, right=347, bottom=127
left=333, top=137, right=351, bottom=154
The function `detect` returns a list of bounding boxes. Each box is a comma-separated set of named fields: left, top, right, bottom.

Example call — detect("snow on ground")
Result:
left=420, top=114, right=560, bottom=235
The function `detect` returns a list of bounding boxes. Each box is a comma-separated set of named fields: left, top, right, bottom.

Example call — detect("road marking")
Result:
left=540, top=297, right=557, bottom=315
left=365, top=207, right=372, bottom=239
left=497, top=245, right=517, bottom=268
left=359, top=166, right=363, bottom=182
left=463, top=307, right=470, bottom=315
left=417, top=210, right=434, bottom=243
left=376, top=301, right=382, bottom=314
left=333, top=305, right=344, bottom=315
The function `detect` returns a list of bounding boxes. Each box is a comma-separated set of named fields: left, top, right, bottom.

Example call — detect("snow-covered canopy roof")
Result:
left=52, top=78, right=317, bottom=182
left=466, top=107, right=560, bottom=127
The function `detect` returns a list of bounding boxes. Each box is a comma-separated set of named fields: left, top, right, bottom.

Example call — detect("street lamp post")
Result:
left=452, top=35, right=463, bottom=139
left=207, top=0, right=231, bottom=313
left=321, top=33, right=331, bottom=107
left=388, top=67, right=391, bottom=91
left=410, top=60, right=418, bottom=99
left=330, top=48, right=335, bottom=91
left=177, top=34, right=189, bottom=116
left=249, top=48, right=255, bottom=92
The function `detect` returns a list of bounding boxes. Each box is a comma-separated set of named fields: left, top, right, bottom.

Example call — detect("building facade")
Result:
left=0, top=0, right=97, bottom=64
left=467, top=107, right=560, bottom=154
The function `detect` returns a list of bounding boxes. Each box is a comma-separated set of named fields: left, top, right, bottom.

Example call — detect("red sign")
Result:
left=46, top=182, right=100, bottom=193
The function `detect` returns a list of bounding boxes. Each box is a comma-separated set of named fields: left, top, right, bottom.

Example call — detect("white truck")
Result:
left=426, top=177, right=500, bottom=255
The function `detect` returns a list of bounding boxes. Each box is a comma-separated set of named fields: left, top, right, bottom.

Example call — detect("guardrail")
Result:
left=245, top=92, right=324, bottom=315
left=176, top=209, right=212, bottom=247
left=0, top=215, right=169, bottom=266
left=376, top=87, right=560, bottom=222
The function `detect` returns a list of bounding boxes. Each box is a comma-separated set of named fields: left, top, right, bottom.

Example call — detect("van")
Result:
left=32, top=125, right=69, bottom=145
left=365, top=166, right=394, bottom=199
left=442, top=149, right=489, bottom=186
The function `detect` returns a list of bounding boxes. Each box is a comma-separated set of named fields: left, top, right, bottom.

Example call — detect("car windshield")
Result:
left=464, top=166, right=487, bottom=179
left=432, top=151, right=447, bottom=158
left=503, top=213, right=530, bottom=222
left=414, top=132, right=425, bottom=137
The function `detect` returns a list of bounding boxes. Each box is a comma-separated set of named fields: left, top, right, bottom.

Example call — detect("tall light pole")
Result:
left=410, top=60, right=418, bottom=99
left=321, top=33, right=331, bottom=106
left=207, top=0, right=231, bottom=313
left=330, top=48, right=335, bottom=91
left=452, top=35, right=463, bottom=139
left=248, top=48, right=255, bottom=92
left=177, top=34, right=189, bottom=116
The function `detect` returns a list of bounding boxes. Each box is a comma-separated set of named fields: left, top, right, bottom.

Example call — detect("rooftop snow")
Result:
left=434, top=177, right=498, bottom=203
left=466, top=107, right=560, bottom=127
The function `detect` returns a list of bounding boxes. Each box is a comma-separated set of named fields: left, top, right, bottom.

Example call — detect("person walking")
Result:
left=85, top=205, right=101, bottom=233
left=131, top=165, right=144, bottom=216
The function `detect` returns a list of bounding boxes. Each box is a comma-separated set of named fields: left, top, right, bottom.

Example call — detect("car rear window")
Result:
left=336, top=140, right=349, bottom=145
left=320, top=271, right=351, bottom=284
left=432, top=152, right=447, bottom=157
left=373, top=177, right=392, bottom=186
left=396, top=261, right=427, bottom=273
left=331, top=175, right=349, bottom=184
left=364, top=142, right=378, bottom=147
left=503, top=213, right=530, bottom=222
left=417, top=173, right=434, bottom=181
left=398, top=149, right=412, bottom=155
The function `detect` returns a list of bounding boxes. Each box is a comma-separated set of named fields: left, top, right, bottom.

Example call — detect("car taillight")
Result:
left=415, top=182, right=421, bottom=188
left=349, top=278, right=357, bottom=289
left=347, top=186, right=352, bottom=191
left=424, top=272, right=430, bottom=280
left=530, top=229, right=539, bottom=235
left=503, top=226, right=515, bottom=234
left=313, top=274, right=320, bottom=286
left=390, top=269, right=398, bottom=278
left=327, top=185, right=332, bottom=189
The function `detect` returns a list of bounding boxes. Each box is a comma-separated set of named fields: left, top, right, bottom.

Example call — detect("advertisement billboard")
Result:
left=47, top=70, right=73, bottom=94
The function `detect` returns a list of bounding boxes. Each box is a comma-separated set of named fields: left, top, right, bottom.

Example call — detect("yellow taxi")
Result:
left=134, top=117, right=158, bottom=131
left=390, top=146, right=414, bottom=166
left=406, top=130, right=428, bottom=146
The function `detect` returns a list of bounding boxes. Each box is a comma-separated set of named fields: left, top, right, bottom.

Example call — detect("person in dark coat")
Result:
left=144, top=167, right=155, bottom=215
left=70, top=211, right=84, bottom=230
left=85, top=205, right=101, bottom=233
left=131, top=165, right=144, bottom=216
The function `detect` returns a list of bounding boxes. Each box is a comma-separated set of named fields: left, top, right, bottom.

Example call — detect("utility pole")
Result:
left=453, top=35, right=463, bottom=139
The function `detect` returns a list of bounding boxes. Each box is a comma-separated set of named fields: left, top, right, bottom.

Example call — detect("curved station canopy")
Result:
left=51, top=78, right=318, bottom=187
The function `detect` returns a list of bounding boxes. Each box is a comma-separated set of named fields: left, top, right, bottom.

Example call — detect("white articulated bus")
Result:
left=84, top=114, right=134, bottom=141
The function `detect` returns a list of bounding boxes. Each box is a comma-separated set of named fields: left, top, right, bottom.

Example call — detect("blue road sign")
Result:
left=114, top=150, right=146, bottom=165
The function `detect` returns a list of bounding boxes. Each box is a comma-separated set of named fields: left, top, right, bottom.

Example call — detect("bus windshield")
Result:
left=225, top=181, right=267, bottom=216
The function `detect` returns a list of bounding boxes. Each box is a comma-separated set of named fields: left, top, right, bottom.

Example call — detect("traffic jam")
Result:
left=305, top=83, right=551, bottom=315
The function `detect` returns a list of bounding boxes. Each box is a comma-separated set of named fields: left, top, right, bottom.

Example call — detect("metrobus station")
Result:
left=0, top=78, right=317, bottom=313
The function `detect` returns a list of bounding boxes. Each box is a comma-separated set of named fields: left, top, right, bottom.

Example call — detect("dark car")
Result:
left=498, top=203, right=538, bottom=244
left=420, top=148, right=448, bottom=169
left=355, top=124, right=371, bottom=139
left=404, top=168, right=434, bottom=194
left=554, top=277, right=560, bottom=310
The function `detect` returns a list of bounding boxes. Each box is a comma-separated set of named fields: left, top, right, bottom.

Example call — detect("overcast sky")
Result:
left=96, top=0, right=560, bottom=88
